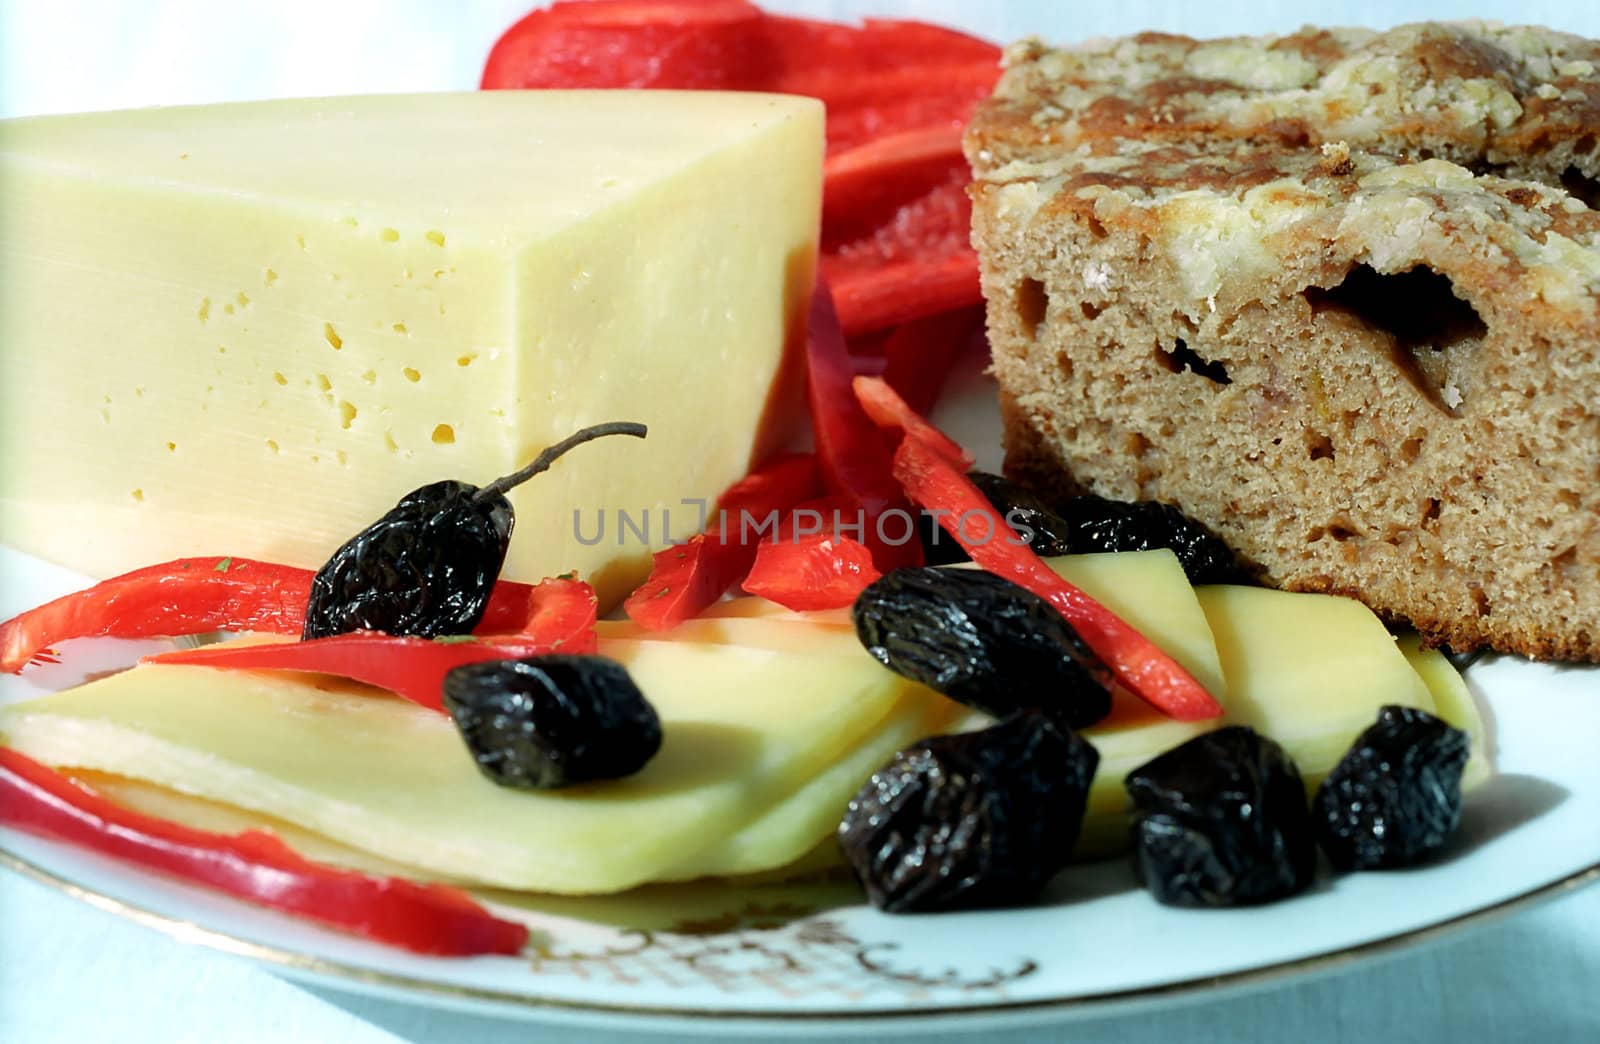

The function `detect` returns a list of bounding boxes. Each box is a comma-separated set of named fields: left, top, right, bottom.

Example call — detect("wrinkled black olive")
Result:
left=838, top=710, right=1099, bottom=912
left=852, top=567, right=1113, bottom=729
left=302, top=421, right=646, bottom=639
left=917, top=472, right=1076, bottom=563
left=1055, top=494, right=1246, bottom=585
left=442, top=655, right=661, bottom=790
left=1125, top=726, right=1317, bottom=906
left=1313, top=705, right=1470, bottom=870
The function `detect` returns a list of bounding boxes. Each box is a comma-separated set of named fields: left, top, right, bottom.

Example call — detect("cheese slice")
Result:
left=0, top=92, right=821, bottom=602
left=0, top=632, right=942, bottom=894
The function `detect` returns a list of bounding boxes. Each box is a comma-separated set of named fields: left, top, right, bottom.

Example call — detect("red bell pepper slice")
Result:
left=149, top=632, right=555, bottom=714
left=852, top=375, right=974, bottom=469
left=822, top=168, right=982, bottom=337
left=481, top=0, right=768, bottom=91
left=0, top=747, right=527, bottom=956
left=892, top=435, right=1223, bottom=722
left=742, top=530, right=881, bottom=611
left=822, top=125, right=968, bottom=237
left=805, top=284, right=922, bottom=573
left=149, top=575, right=599, bottom=711
left=0, top=557, right=557, bottom=674
left=0, top=557, right=312, bottom=673
left=623, top=452, right=819, bottom=630
left=880, top=305, right=986, bottom=415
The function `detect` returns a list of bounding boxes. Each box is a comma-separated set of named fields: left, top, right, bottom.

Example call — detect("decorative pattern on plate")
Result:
left=530, top=905, right=1038, bottom=1000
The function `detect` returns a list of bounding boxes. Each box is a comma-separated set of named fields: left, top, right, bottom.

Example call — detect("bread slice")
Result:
left=964, top=22, right=1600, bottom=661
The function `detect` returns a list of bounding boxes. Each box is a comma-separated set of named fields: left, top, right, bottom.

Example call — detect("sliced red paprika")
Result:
left=0, top=557, right=556, bottom=674
left=149, top=633, right=555, bottom=714
left=149, top=575, right=599, bottom=710
left=0, top=747, right=527, bottom=956
left=0, top=557, right=313, bottom=673
left=805, top=283, right=922, bottom=573
left=891, top=435, right=1223, bottom=722
left=624, top=452, right=819, bottom=630
left=852, top=375, right=974, bottom=469
left=822, top=125, right=968, bottom=237
left=742, top=531, right=881, bottom=611
left=880, top=305, right=986, bottom=415
left=822, top=172, right=983, bottom=337
left=481, top=575, right=599, bottom=651
left=481, top=0, right=767, bottom=91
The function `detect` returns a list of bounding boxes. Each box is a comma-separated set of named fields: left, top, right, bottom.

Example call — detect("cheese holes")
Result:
left=273, top=372, right=288, bottom=386
left=323, top=323, right=343, bottom=350
left=380, top=227, right=399, bottom=243
left=339, top=401, right=358, bottom=430
left=431, top=424, right=455, bottom=445
left=426, top=230, right=446, bottom=248
left=403, top=368, right=421, bottom=383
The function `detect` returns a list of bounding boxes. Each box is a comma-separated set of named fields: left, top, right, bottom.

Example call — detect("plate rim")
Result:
left=4, top=842, right=1595, bottom=1023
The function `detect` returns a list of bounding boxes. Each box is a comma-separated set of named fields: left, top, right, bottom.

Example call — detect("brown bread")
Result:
left=965, top=23, right=1600, bottom=660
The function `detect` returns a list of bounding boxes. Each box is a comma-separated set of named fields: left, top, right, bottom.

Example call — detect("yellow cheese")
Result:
left=0, top=632, right=942, bottom=894
left=0, top=92, right=821, bottom=602
left=1398, top=635, right=1492, bottom=789
left=1195, top=585, right=1484, bottom=782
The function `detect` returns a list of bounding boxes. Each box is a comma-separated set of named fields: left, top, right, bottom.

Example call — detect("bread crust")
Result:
left=968, top=23, right=1600, bottom=661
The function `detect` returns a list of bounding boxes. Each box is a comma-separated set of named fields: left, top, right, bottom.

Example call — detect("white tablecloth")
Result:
left=2, top=1, right=1596, bottom=1040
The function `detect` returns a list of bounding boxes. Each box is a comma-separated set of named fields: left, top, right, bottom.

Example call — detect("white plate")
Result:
left=1, top=361, right=1597, bottom=1033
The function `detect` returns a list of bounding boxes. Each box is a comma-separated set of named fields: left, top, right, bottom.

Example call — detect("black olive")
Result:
left=1313, top=705, right=1470, bottom=870
left=302, top=421, right=646, bottom=639
left=838, top=710, right=1099, bottom=912
left=852, top=567, right=1113, bottom=730
left=1055, top=494, right=1246, bottom=585
left=1125, top=726, right=1317, bottom=906
left=441, top=655, right=661, bottom=790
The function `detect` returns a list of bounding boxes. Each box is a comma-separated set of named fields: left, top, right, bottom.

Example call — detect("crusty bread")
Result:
left=964, top=22, right=1600, bottom=661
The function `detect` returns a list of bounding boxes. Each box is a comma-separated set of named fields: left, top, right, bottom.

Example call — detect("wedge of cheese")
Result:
left=0, top=92, right=821, bottom=602
left=0, top=630, right=951, bottom=894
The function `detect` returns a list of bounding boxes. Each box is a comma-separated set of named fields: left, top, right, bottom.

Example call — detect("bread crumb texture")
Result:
left=967, top=22, right=1600, bottom=660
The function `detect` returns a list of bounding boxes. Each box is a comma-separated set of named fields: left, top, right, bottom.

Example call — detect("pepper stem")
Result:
left=475, top=421, right=648, bottom=503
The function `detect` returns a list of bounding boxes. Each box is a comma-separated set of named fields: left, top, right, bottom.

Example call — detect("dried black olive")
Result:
left=1313, top=705, right=1470, bottom=870
left=441, top=655, right=661, bottom=790
left=1055, top=494, right=1245, bottom=584
left=852, top=567, right=1113, bottom=729
left=838, top=710, right=1099, bottom=912
left=1125, top=726, right=1317, bottom=906
left=302, top=421, right=646, bottom=639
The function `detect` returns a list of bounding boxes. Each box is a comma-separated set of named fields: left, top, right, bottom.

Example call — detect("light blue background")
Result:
left=1, top=2, right=1596, bottom=1041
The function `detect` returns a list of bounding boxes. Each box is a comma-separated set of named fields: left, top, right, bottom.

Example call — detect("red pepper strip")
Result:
left=822, top=125, right=968, bottom=237
left=852, top=375, right=974, bottom=469
left=481, top=0, right=767, bottom=91
left=805, top=283, right=922, bottom=573
left=624, top=452, right=819, bottom=630
left=149, top=632, right=558, bottom=714
left=742, top=532, right=881, bottom=612
left=0, top=556, right=553, bottom=674
left=892, top=436, right=1224, bottom=721
left=0, top=557, right=313, bottom=673
left=880, top=305, right=986, bottom=415
left=0, top=747, right=527, bottom=956
left=480, top=575, right=599, bottom=652
left=822, top=170, right=982, bottom=336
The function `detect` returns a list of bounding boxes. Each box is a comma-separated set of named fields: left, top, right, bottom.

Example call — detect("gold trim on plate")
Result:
left=2, top=844, right=1595, bottom=1022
